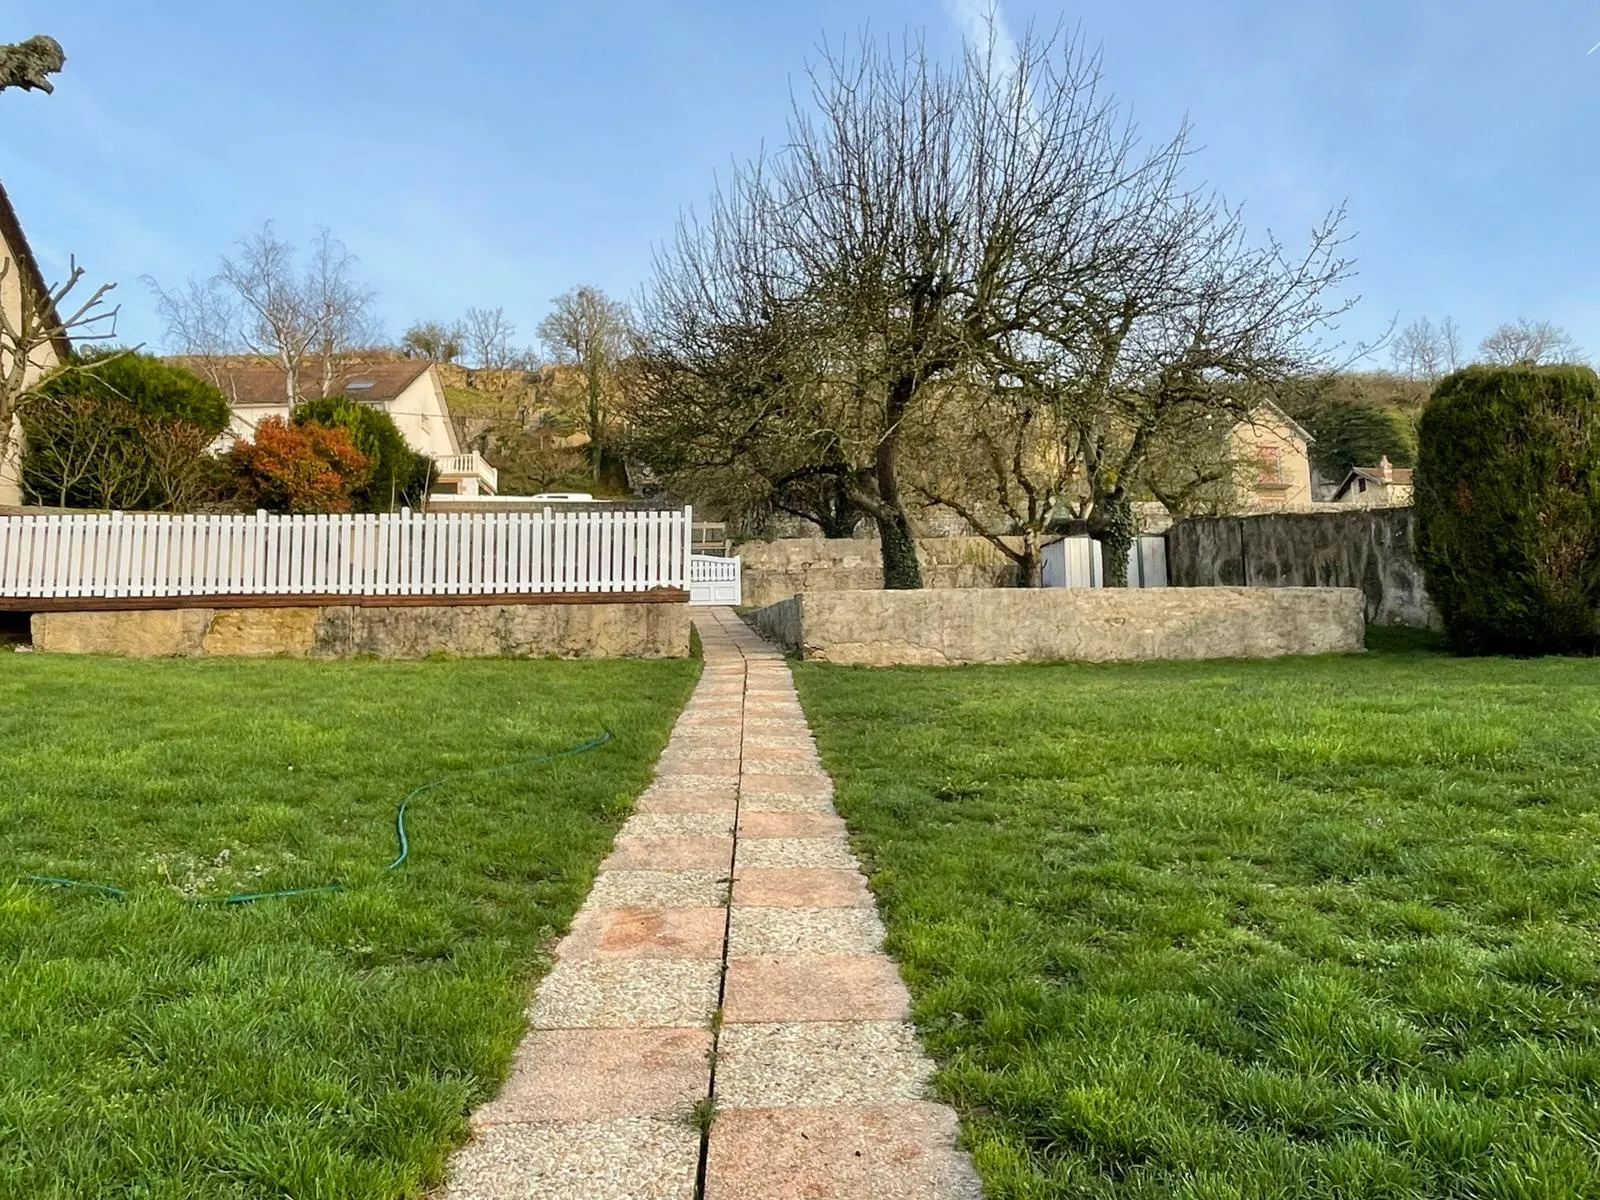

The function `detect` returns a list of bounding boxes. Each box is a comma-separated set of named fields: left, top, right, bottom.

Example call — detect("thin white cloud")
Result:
left=943, top=0, right=1020, bottom=74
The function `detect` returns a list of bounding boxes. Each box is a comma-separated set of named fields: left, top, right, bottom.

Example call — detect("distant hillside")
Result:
left=434, top=362, right=634, bottom=497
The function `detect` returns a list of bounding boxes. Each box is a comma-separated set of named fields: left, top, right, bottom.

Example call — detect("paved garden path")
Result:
left=441, top=607, right=981, bottom=1199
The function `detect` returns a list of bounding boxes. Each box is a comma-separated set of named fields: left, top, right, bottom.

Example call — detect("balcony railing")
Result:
left=431, top=452, right=499, bottom=495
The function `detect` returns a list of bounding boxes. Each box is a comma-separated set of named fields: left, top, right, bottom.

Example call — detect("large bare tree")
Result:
left=150, top=224, right=375, bottom=404
left=1390, top=315, right=1461, bottom=382
left=464, top=306, right=518, bottom=369
left=0, top=253, right=119, bottom=494
left=1479, top=318, right=1583, bottom=366
left=641, top=24, right=1358, bottom=586
left=539, top=286, right=631, bottom=481
left=305, top=227, right=378, bottom=395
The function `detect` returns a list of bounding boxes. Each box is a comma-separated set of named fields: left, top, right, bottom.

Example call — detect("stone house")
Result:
left=1230, top=402, right=1315, bottom=509
left=0, top=180, right=66, bottom=506
left=1330, top=455, right=1414, bottom=506
left=186, top=358, right=500, bottom=497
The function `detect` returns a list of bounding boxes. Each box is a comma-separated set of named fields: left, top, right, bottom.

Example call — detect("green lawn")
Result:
left=795, top=633, right=1600, bottom=1199
left=0, top=654, right=697, bottom=1199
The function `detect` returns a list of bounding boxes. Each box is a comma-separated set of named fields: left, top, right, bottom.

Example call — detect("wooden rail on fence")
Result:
left=0, top=507, right=694, bottom=605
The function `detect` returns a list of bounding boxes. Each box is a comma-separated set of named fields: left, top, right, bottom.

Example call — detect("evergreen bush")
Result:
left=1414, top=365, right=1600, bottom=654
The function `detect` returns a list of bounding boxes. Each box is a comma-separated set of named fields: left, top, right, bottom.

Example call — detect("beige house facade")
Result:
left=0, top=181, right=66, bottom=507
left=1230, top=402, right=1315, bottom=509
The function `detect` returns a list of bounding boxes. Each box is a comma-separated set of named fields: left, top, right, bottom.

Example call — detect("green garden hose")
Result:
left=23, top=730, right=614, bottom=906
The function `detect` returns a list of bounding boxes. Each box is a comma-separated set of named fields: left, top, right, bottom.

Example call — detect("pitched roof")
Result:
left=0, top=178, right=71, bottom=362
left=1333, top=463, right=1414, bottom=499
left=179, top=358, right=434, bottom=407
left=1347, top=464, right=1414, bottom=487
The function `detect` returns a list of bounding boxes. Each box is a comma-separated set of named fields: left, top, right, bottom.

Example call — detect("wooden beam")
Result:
left=0, top=589, right=689, bottom=614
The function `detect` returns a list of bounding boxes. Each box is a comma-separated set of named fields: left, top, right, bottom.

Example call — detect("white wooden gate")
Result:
left=0, top=507, right=694, bottom=601
left=688, top=554, right=742, bottom=606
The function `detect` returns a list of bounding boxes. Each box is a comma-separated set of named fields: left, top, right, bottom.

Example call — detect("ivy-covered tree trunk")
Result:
left=878, top=511, right=922, bottom=589
left=1094, top=493, right=1137, bottom=588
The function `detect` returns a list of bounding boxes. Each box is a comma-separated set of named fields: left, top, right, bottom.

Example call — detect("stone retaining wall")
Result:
left=748, top=587, right=1365, bottom=666
left=30, top=601, right=690, bottom=659
left=739, top=537, right=1023, bottom=608
left=1166, top=506, right=1433, bottom=628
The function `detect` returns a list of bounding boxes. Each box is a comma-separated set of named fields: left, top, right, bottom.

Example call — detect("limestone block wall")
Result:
left=748, top=587, right=1365, bottom=666
left=738, top=537, right=1024, bottom=608
left=1165, top=506, right=1434, bottom=628
left=30, top=601, right=690, bottom=660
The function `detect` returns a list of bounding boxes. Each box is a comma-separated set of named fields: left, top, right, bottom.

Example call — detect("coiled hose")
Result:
left=23, top=730, right=614, bottom=906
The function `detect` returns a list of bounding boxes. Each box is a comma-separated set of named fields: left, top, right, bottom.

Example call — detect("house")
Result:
left=0, top=180, right=66, bottom=507
left=186, top=358, right=499, bottom=497
left=1331, top=455, right=1413, bottom=506
left=1230, top=402, right=1314, bottom=508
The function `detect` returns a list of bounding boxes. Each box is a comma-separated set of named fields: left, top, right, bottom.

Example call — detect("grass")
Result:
left=794, top=635, right=1600, bottom=1199
left=0, top=653, right=697, bottom=1199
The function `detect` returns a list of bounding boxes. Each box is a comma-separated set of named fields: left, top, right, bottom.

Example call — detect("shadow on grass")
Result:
left=1364, top=623, right=1449, bottom=656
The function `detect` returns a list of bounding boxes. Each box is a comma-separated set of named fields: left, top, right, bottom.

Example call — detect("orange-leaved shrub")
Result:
left=228, top=417, right=371, bottom=513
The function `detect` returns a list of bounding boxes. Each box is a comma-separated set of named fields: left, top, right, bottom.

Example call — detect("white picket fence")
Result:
left=688, top=554, right=742, bottom=606
left=0, top=507, right=694, bottom=600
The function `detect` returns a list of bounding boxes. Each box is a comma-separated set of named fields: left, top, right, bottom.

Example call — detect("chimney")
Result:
left=1378, top=455, right=1392, bottom=484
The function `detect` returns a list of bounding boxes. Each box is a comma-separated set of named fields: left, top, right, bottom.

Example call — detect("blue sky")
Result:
left=3, top=0, right=1598, bottom=363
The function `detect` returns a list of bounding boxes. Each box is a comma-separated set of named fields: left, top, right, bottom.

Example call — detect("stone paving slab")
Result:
left=620, top=811, right=736, bottom=838
left=442, top=1117, right=698, bottom=1200
left=473, top=1027, right=711, bottom=1125
left=723, top=954, right=911, bottom=1023
left=635, top=788, right=740, bottom=815
left=728, top=906, right=886, bottom=957
left=562, top=906, right=727, bottom=960
left=737, top=810, right=847, bottom=839
left=531, top=958, right=721, bottom=1029
left=584, top=869, right=728, bottom=909
left=735, top=836, right=859, bottom=870
left=704, top=1104, right=984, bottom=1200
left=715, top=1021, right=935, bottom=1107
left=737, top=789, right=837, bottom=814
left=732, top=867, right=876, bottom=908
left=602, top=834, right=733, bottom=871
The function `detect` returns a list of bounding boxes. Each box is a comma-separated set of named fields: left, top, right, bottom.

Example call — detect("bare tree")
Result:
left=400, top=320, right=464, bottom=362
left=306, top=227, right=378, bottom=395
left=0, top=35, right=65, bottom=94
left=145, top=275, right=238, bottom=391
left=640, top=24, right=1358, bottom=586
left=1391, top=315, right=1462, bottom=382
left=216, top=223, right=318, bottom=406
left=539, top=286, right=631, bottom=481
left=1479, top=318, right=1583, bottom=366
left=0, top=253, right=119, bottom=492
left=464, top=306, right=517, bottom=369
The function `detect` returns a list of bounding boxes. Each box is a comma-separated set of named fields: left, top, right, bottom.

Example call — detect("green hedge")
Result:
left=1415, top=365, right=1600, bottom=654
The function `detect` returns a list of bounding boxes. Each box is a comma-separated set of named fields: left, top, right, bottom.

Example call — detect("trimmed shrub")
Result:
left=291, top=397, right=434, bottom=511
left=22, top=348, right=230, bottom=511
left=229, top=418, right=370, bottom=513
left=1414, top=365, right=1600, bottom=654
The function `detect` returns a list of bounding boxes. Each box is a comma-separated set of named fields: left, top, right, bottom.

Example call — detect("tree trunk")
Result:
left=587, top=369, right=603, bottom=482
left=872, top=417, right=923, bottom=589
left=1093, top=493, right=1137, bottom=588
left=877, top=510, right=922, bottom=589
left=1015, top=529, right=1044, bottom=587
